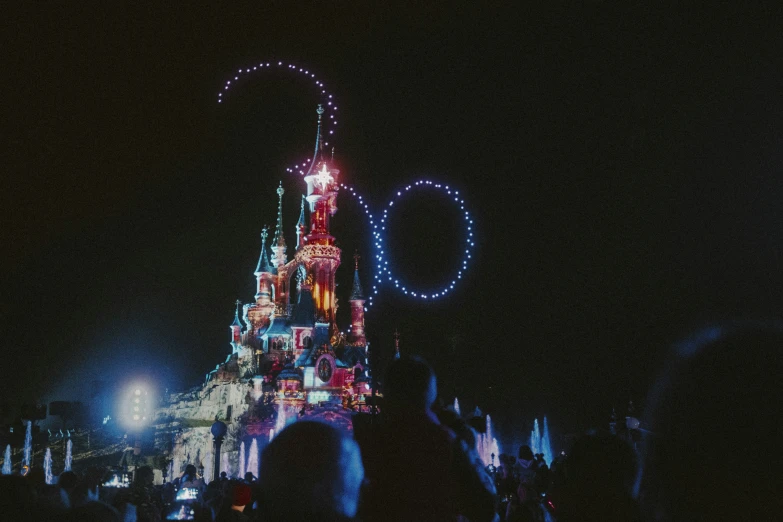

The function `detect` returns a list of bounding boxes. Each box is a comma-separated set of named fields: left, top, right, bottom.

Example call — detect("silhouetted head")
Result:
left=518, top=445, right=534, bottom=461
left=184, top=464, right=197, bottom=478
left=438, top=410, right=477, bottom=448
left=58, top=471, right=78, bottom=491
left=244, top=471, right=255, bottom=482
left=134, top=466, right=154, bottom=486
left=384, top=355, right=437, bottom=411
left=220, top=471, right=227, bottom=480
left=258, top=421, right=364, bottom=520
left=26, top=467, right=46, bottom=489
left=640, top=322, right=783, bottom=520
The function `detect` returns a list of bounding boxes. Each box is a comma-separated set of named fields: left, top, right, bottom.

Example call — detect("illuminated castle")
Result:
left=233, top=103, right=369, bottom=401
left=240, top=105, right=366, bottom=347
left=153, top=106, right=372, bottom=478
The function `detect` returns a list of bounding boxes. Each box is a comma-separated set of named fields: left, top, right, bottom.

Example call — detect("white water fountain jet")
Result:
left=274, top=405, right=288, bottom=434
left=167, top=460, right=174, bottom=483
left=2, top=445, right=11, bottom=475
left=541, top=416, right=553, bottom=465
left=203, top=450, right=212, bottom=483
left=246, top=439, right=259, bottom=478
left=453, top=398, right=461, bottom=416
left=23, top=421, right=32, bottom=467
left=43, top=448, right=53, bottom=484
left=172, top=457, right=180, bottom=480
left=477, top=415, right=500, bottom=467
left=238, top=441, right=246, bottom=478
left=268, top=429, right=275, bottom=442
left=529, top=418, right=541, bottom=456
left=64, top=439, right=73, bottom=472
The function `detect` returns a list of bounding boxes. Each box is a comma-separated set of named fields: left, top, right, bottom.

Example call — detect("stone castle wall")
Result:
left=154, top=379, right=251, bottom=480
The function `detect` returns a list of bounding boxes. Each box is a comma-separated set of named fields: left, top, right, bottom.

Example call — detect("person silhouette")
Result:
left=256, top=421, right=364, bottom=521
left=360, top=355, right=496, bottom=522
left=639, top=322, right=783, bottom=521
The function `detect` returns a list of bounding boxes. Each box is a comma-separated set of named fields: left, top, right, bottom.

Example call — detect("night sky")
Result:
left=3, top=5, right=783, bottom=444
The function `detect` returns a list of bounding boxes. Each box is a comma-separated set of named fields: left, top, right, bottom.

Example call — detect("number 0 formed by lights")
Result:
left=340, top=181, right=476, bottom=307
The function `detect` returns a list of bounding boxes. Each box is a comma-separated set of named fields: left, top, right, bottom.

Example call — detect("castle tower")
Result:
left=348, top=253, right=366, bottom=346
left=271, top=182, right=287, bottom=267
left=302, top=105, right=341, bottom=323
left=394, top=329, right=401, bottom=359
left=295, top=195, right=307, bottom=251
left=230, top=300, right=243, bottom=352
left=255, top=227, right=276, bottom=301
left=271, top=182, right=290, bottom=316
left=304, top=105, right=339, bottom=245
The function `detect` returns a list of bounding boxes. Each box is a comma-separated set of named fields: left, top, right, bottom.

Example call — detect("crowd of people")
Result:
left=1, top=321, right=781, bottom=521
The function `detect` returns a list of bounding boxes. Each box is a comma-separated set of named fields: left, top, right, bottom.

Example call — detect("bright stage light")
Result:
left=118, top=381, right=154, bottom=430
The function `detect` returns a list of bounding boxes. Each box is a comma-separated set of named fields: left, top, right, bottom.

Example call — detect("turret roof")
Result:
left=255, top=226, right=276, bottom=274
left=277, top=364, right=302, bottom=382
left=264, top=317, right=292, bottom=337
left=291, top=288, right=315, bottom=327
left=305, top=105, right=328, bottom=176
left=350, top=253, right=364, bottom=300
left=231, top=301, right=243, bottom=327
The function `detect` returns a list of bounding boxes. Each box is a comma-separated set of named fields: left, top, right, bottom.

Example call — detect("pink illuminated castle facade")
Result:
left=207, top=105, right=371, bottom=437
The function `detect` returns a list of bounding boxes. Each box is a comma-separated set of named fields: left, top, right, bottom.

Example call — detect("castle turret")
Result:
left=301, top=105, right=341, bottom=323
left=254, top=226, right=276, bottom=306
left=271, top=182, right=287, bottom=267
left=304, top=105, right=339, bottom=245
left=230, top=300, right=243, bottom=351
left=394, top=329, right=400, bottom=359
left=295, top=195, right=307, bottom=251
left=348, top=253, right=366, bottom=346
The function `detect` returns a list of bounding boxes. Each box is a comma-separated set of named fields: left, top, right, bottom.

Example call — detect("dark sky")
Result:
left=3, top=5, right=783, bottom=444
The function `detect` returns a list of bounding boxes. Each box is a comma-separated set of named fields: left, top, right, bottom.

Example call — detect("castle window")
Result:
left=302, top=335, right=312, bottom=349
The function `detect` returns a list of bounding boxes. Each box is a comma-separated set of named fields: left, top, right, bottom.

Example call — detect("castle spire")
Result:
left=347, top=252, right=366, bottom=346
left=302, top=104, right=340, bottom=321
left=295, top=194, right=307, bottom=250
left=305, top=104, right=326, bottom=176
left=254, top=226, right=275, bottom=274
left=230, top=299, right=243, bottom=351
left=231, top=300, right=242, bottom=327
left=394, top=329, right=401, bottom=359
left=297, top=194, right=306, bottom=227
left=350, top=252, right=364, bottom=300
left=272, top=182, right=287, bottom=265
left=272, top=182, right=284, bottom=244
